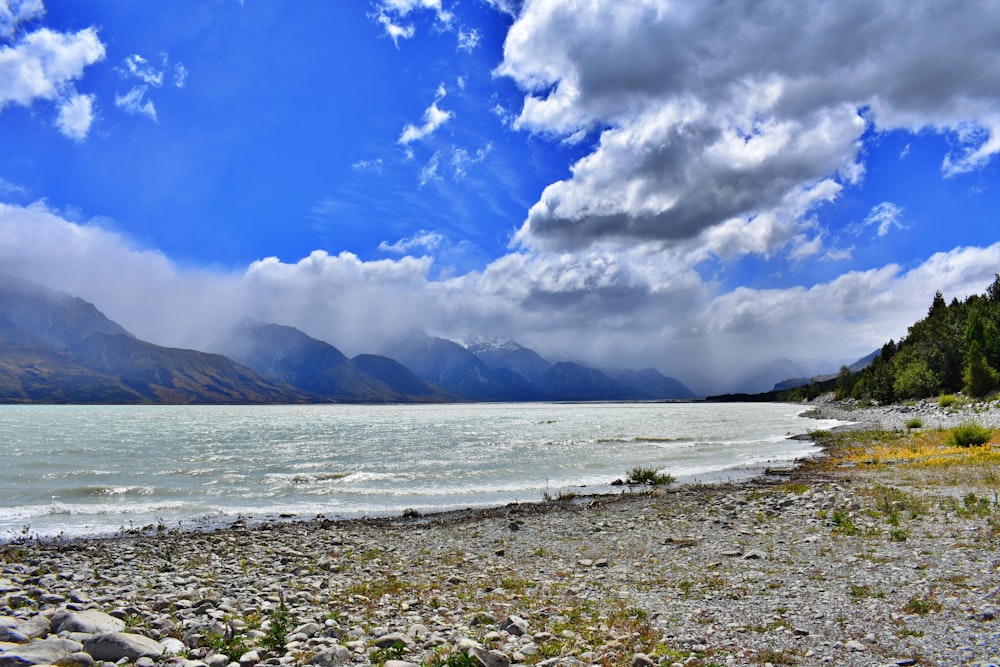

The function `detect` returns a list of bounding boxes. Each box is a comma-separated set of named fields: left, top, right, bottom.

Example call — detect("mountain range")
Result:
left=0, top=274, right=695, bottom=404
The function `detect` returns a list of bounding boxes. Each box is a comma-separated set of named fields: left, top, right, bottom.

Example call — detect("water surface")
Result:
left=0, top=402, right=842, bottom=539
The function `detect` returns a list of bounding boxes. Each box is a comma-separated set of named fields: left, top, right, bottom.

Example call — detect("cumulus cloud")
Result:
left=0, top=24, right=105, bottom=138
left=4, top=201, right=1000, bottom=394
left=399, top=84, right=453, bottom=145
left=498, top=1, right=1000, bottom=257
left=55, top=92, right=95, bottom=140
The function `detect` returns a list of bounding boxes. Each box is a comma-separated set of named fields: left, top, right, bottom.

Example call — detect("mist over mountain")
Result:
left=465, top=338, right=552, bottom=384
left=0, top=274, right=310, bottom=404
left=380, top=331, right=697, bottom=401
left=1, top=273, right=694, bottom=403
left=212, top=321, right=448, bottom=402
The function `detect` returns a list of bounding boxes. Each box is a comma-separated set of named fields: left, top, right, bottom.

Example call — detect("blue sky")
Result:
left=2, top=0, right=1000, bottom=394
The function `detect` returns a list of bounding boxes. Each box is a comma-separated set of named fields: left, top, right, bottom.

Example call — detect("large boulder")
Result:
left=83, top=632, right=164, bottom=661
left=51, top=610, right=126, bottom=635
left=0, top=637, right=84, bottom=667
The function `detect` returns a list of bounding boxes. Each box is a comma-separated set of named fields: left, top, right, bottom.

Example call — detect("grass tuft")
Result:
left=625, top=466, right=675, bottom=486
left=947, top=422, right=993, bottom=447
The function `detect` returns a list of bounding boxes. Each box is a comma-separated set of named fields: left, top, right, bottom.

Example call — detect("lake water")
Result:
left=0, top=402, right=844, bottom=540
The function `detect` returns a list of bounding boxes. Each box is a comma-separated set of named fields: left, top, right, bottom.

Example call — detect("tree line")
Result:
left=834, top=275, right=1000, bottom=403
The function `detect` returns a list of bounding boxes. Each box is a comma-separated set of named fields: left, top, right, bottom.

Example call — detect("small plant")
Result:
left=625, top=466, right=675, bottom=486
left=948, top=422, right=993, bottom=447
left=426, top=651, right=480, bottom=667
left=938, top=394, right=961, bottom=408
left=369, top=641, right=406, bottom=667
left=830, top=509, right=858, bottom=536
left=903, top=595, right=941, bottom=615
left=905, top=417, right=923, bottom=430
left=205, top=619, right=248, bottom=660
left=261, top=592, right=292, bottom=655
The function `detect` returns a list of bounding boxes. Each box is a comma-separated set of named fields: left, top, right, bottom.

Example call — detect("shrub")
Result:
left=625, top=466, right=675, bottom=486
left=938, top=394, right=960, bottom=408
left=948, top=422, right=993, bottom=447
left=905, top=418, right=923, bottom=430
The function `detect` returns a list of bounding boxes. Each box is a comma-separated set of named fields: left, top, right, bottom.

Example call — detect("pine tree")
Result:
left=963, top=340, right=997, bottom=397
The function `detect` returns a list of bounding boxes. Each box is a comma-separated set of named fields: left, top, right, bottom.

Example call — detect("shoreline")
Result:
left=2, top=397, right=999, bottom=666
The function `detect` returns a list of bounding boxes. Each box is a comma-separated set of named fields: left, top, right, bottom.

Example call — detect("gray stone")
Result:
left=0, top=637, right=84, bottom=667
left=384, top=661, right=420, bottom=667
left=291, top=622, right=322, bottom=638
left=238, top=649, right=260, bottom=666
left=0, top=626, right=29, bottom=644
left=53, top=609, right=126, bottom=635
left=499, top=615, right=529, bottom=636
left=160, top=637, right=187, bottom=655
left=83, top=632, right=165, bottom=662
left=310, top=645, right=352, bottom=666
left=845, top=640, right=867, bottom=652
left=469, top=646, right=510, bottom=667
left=64, top=651, right=96, bottom=667
left=374, top=632, right=412, bottom=648
left=631, top=653, right=655, bottom=667
left=466, top=612, right=496, bottom=627
left=15, top=615, right=50, bottom=640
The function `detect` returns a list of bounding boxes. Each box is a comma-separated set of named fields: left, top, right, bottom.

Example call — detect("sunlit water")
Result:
left=0, top=402, right=844, bottom=540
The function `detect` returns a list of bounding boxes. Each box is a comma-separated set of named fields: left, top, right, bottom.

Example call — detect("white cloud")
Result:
left=0, top=176, right=27, bottom=197
left=457, top=27, right=481, bottom=53
left=372, top=0, right=453, bottom=47
left=0, top=25, right=105, bottom=138
left=55, top=92, right=95, bottom=140
left=115, top=85, right=156, bottom=121
left=352, top=158, right=384, bottom=174
left=0, top=0, right=44, bottom=40
left=4, top=201, right=1000, bottom=394
left=122, top=53, right=163, bottom=86
left=498, top=1, right=1000, bottom=259
left=863, top=202, right=906, bottom=237
left=114, top=51, right=185, bottom=121
left=418, top=151, right=442, bottom=185
left=399, top=84, right=453, bottom=145
left=452, top=142, right=492, bottom=179
left=379, top=229, right=446, bottom=254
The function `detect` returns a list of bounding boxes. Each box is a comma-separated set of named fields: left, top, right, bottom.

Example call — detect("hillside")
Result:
left=0, top=274, right=310, bottom=404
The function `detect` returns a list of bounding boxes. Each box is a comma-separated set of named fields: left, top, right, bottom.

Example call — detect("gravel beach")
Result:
left=2, top=398, right=999, bottom=667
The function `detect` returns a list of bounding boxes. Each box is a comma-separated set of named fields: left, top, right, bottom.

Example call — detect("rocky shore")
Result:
left=2, top=398, right=1000, bottom=667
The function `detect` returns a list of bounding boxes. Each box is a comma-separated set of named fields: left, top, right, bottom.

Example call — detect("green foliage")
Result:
left=625, top=466, right=675, bottom=486
left=905, top=417, right=923, bottom=429
left=947, top=422, right=993, bottom=447
left=963, top=339, right=998, bottom=396
left=205, top=620, right=249, bottom=660
left=893, top=357, right=938, bottom=400
left=852, top=276, right=1000, bottom=402
left=370, top=641, right=407, bottom=667
left=425, top=652, right=479, bottom=667
left=261, top=599, right=292, bottom=654
left=938, top=394, right=961, bottom=408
